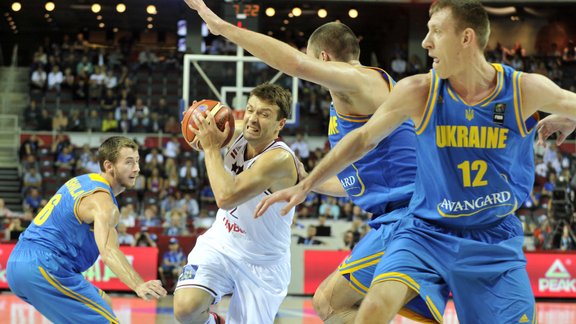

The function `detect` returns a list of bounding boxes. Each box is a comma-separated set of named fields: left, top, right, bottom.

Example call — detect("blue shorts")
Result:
left=374, top=215, right=535, bottom=324
left=7, top=241, right=119, bottom=324
left=338, top=208, right=436, bottom=323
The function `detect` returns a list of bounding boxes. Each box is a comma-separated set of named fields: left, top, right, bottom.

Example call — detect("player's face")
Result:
left=113, top=147, right=140, bottom=189
left=421, top=8, right=463, bottom=79
left=242, top=96, right=285, bottom=142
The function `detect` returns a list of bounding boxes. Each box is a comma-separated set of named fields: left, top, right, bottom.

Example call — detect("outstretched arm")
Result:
left=183, top=0, right=364, bottom=92
left=255, top=74, right=429, bottom=216
left=84, top=192, right=167, bottom=300
left=522, top=73, right=576, bottom=119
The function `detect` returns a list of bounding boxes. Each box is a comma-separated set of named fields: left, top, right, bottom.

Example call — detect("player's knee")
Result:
left=173, top=292, right=208, bottom=323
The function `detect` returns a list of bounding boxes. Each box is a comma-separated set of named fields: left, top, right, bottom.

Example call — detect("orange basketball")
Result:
left=181, top=99, right=235, bottom=151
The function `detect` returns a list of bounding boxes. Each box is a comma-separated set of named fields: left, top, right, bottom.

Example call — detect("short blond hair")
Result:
left=98, top=136, right=139, bottom=171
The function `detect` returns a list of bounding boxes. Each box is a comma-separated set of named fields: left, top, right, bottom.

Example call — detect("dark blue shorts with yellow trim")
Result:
left=7, top=242, right=119, bottom=323
left=338, top=208, right=436, bottom=323
left=373, top=215, right=536, bottom=324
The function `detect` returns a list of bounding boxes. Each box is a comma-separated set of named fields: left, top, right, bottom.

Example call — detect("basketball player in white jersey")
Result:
left=173, top=83, right=299, bottom=324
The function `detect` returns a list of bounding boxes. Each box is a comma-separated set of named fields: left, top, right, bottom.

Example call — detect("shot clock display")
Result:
left=223, top=2, right=260, bottom=30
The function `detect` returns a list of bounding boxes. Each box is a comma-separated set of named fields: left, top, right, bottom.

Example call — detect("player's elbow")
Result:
left=214, top=194, right=236, bottom=210
left=354, top=128, right=378, bottom=159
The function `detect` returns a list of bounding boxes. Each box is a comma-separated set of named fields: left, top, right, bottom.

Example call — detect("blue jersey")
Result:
left=328, top=67, right=416, bottom=216
left=19, top=173, right=118, bottom=272
left=410, top=64, right=536, bottom=228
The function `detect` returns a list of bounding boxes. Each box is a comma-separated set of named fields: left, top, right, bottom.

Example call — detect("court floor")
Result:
left=1, top=292, right=576, bottom=323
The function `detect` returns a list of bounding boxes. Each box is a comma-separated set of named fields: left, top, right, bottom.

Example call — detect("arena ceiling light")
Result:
left=317, top=9, right=327, bottom=18
left=45, top=2, right=55, bottom=12
left=98, top=22, right=105, bottom=28
left=349, top=9, right=358, bottom=19
left=11, top=2, right=22, bottom=12
left=116, top=3, right=126, bottom=13
left=292, top=7, right=302, bottom=17
left=96, top=15, right=102, bottom=20
left=146, top=5, right=157, bottom=15
left=147, top=23, right=153, bottom=29
left=265, top=7, right=275, bottom=17
left=91, top=3, right=101, bottom=14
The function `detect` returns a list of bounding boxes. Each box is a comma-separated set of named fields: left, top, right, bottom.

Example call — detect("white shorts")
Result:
left=175, top=236, right=291, bottom=324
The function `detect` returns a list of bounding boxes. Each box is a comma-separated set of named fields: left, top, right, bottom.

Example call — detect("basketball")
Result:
left=181, top=99, right=235, bottom=151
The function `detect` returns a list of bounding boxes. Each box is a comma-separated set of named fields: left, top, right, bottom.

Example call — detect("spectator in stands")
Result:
left=161, top=193, right=178, bottom=216
left=164, top=134, right=180, bottom=160
left=193, top=208, right=214, bottom=229
left=163, top=116, right=180, bottom=134
left=391, top=53, right=408, bottom=79
left=134, top=227, right=157, bottom=247
left=5, top=218, right=26, bottom=241
left=54, top=145, right=75, bottom=170
left=132, top=98, right=150, bottom=132
left=76, top=55, right=93, bottom=75
left=560, top=224, right=575, bottom=251
left=117, top=87, right=135, bottom=107
left=119, top=204, right=137, bottom=228
left=290, top=133, right=310, bottom=166
left=164, top=211, right=187, bottom=236
left=145, top=147, right=164, bottom=166
left=118, top=112, right=132, bottom=133
left=74, top=70, right=88, bottom=101
left=47, top=65, right=64, bottom=93
left=199, top=183, right=216, bottom=206
left=20, top=134, right=44, bottom=159
left=52, top=109, right=69, bottom=132
left=85, top=109, right=102, bottom=132
left=138, top=47, right=159, bottom=72
left=23, top=188, right=42, bottom=213
left=319, top=196, right=341, bottom=220
left=315, top=214, right=332, bottom=237
left=33, top=46, right=48, bottom=66
left=21, top=155, right=39, bottom=174
left=67, top=110, right=85, bottom=131
left=89, top=65, right=106, bottom=101
left=177, top=192, right=200, bottom=219
left=147, top=112, right=164, bottom=133
left=117, top=223, right=136, bottom=246
left=104, top=68, right=118, bottom=90
left=0, top=198, right=14, bottom=227
left=562, top=40, right=576, bottom=62
left=30, top=64, right=47, bottom=94
left=341, top=230, right=356, bottom=251
left=297, top=225, right=324, bottom=245
left=165, top=169, right=180, bottom=194
left=84, top=154, right=101, bottom=174
left=62, top=67, right=75, bottom=92
left=101, top=111, right=118, bottom=132
left=100, top=89, right=118, bottom=114
left=541, top=172, right=558, bottom=203
left=23, top=167, right=42, bottom=192
left=146, top=168, right=164, bottom=194
left=115, top=99, right=134, bottom=120
left=158, top=237, right=186, bottom=289
left=535, top=155, right=548, bottom=178
left=140, top=206, right=161, bottom=227
left=22, top=100, right=41, bottom=130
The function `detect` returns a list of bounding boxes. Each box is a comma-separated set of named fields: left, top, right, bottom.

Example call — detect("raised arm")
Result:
left=255, top=74, right=430, bottom=216
left=183, top=0, right=365, bottom=92
left=81, top=191, right=167, bottom=300
left=296, top=159, right=347, bottom=197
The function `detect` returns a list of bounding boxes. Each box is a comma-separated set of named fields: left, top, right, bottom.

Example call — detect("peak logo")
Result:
left=539, top=259, right=575, bottom=292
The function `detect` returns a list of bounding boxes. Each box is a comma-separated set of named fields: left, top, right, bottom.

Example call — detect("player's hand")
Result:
left=183, top=0, right=225, bottom=36
left=190, top=112, right=230, bottom=150
left=254, top=184, right=308, bottom=218
left=537, top=115, right=576, bottom=146
left=135, top=280, right=167, bottom=301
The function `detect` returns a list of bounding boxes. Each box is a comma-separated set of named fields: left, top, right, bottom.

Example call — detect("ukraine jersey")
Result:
left=328, top=67, right=416, bottom=216
left=410, top=64, right=536, bottom=228
left=19, top=173, right=118, bottom=272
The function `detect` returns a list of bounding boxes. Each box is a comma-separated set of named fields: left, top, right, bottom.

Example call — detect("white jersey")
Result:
left=199, top=134, right=298, bottom=265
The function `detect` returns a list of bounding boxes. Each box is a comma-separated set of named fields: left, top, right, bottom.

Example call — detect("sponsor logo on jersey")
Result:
left=223, top=217, right=246, bottom=234
left=437, top=191, right=514, bottom=217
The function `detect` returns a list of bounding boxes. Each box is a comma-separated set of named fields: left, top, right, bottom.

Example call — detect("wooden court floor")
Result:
left=1, top=292, right=576, bottom=323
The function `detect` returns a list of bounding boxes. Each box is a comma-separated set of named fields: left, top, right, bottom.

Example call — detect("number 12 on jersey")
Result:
left=457, top=160, right=488, bottom=188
